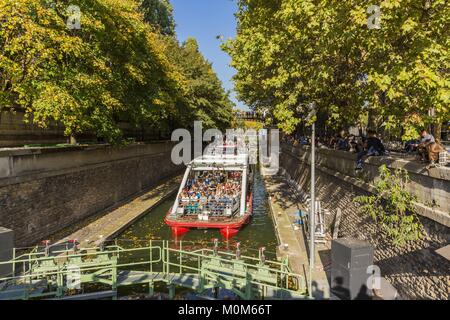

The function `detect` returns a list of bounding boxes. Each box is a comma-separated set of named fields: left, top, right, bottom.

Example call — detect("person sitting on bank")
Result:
left=418, top=129, right=446, bottom=164
left=355, top=130, right=386, bottom=170
left=336, top=134, right=350, bottom=151
left=405, top=139, right=420, bottom=154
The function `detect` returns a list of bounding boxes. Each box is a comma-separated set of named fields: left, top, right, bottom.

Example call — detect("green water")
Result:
left=116, top=169, right=278, bottom=258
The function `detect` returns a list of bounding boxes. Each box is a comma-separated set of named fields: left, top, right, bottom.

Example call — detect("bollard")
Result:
left=42, top=240, right=51, bottom=257
left=236, top=242, right=241, bottom=260
left=259, top=247, right=266, bottom=264
left=213, top=239, right=219, bottom=256
left=68, top=239, right=79, bottom=253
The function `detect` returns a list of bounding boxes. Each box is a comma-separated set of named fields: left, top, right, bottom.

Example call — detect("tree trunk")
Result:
left=433, top=122, right=442, bottom=144
left=368, top=108, right=377, bottom=131
left=69, top=134, right=77, bottom=145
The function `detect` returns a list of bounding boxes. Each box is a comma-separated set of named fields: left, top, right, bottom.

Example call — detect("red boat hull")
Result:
left=165, top=194, right=253, bottom=239
left=220, top=228, right=239, bottom=239
left=171, top=226, right=190, bottom=237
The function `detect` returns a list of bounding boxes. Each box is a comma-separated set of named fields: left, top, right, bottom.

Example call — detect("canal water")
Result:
left=116, top=169, right=279, bottom=258
left=107, top=169, right=279, bottom=298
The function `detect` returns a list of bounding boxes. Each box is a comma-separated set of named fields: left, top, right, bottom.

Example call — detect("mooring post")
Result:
left=148, top=281, right=154, bottom=297
left=236, top=242, right=241, bottom=260
left=259, top=247, right=266, bottom=265
left=43, top=240, right=50, bottom=257
left=214, top=286, right=220, bottom=299
left=169, top=284, right=176, bottom=299
left=213, top=238, right=219, bottom=256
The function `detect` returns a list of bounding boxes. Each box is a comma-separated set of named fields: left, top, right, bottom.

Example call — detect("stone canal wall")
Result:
left=280, top=144, right=449, bottom=300
left=0, top=142, right=182, bottom=246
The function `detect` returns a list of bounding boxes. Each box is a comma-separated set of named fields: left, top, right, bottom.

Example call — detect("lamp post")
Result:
left=306, top=102, right=317, bottom=298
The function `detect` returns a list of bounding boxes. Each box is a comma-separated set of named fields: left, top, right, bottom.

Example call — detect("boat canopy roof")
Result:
left=189, top=143, right=249, bottom=171
left=190, top=154, right=248, bottom=171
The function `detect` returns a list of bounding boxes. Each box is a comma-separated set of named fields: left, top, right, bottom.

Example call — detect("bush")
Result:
left=354, top=165, right=423, bottom=246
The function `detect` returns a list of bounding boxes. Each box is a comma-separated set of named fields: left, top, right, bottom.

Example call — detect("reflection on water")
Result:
left=117, top=170, right=278, bottom=258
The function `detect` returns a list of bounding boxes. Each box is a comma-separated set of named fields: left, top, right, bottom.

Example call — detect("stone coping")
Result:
left=0, top=141, right=177, bottom=182
left=284, top=143, right=450, bottom=181
left=0, top=141, right=173, bottom=157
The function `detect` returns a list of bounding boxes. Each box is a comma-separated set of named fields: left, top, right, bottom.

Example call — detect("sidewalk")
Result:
left=263, top=171, right=331, bottom=299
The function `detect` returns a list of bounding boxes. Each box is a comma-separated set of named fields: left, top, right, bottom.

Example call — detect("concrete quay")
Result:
left=262, top=170, right=331, bottom=299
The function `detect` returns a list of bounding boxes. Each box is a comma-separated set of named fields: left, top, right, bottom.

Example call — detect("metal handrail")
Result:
left=0, top=245, right=162, bottom=281
left=163, top=242, right=304, bottom=295
left=0, top=241, right=307, bottom=300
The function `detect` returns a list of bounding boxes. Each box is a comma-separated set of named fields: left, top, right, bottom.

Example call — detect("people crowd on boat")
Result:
left=178, top=171, right=242, bottom=216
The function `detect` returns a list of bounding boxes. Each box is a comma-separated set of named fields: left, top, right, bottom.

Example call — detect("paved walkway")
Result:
left=58, top=175, right=182, bottom=246
left=262, top=169, right=331, bottom=299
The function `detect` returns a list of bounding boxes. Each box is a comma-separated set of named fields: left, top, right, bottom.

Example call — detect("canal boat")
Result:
left=165, top=143, right=254, bottom=239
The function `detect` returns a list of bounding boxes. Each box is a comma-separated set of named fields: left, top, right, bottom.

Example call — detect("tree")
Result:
left=162, top=37, right=235, bottom=131
left=0, top=0, right=244, bottom=144
left=0, top=0, right=217, bottom=143
left=139, top=0, right=176, bottom=36
left=224, top=0, right=449, bottom=139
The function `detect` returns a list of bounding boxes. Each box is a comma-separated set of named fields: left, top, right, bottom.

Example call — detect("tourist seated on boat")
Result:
left=199, top=192, right=208, bottom=203
left=180, top=192, right=190, bottom=203
left=179, top=171, right=242, bottom=213
left=185, top=202, right=199, bottom=214
left=190, top=194, right=198, bottom=201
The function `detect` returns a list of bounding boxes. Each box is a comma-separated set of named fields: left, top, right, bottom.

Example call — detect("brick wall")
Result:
left=281, top=147, right=450, bottom=300
left=0, top=142, right=182, bottom=246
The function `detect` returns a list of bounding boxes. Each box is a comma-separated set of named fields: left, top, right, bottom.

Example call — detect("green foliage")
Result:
left=354, top=165, right=424, bottom=246
left=0, top=0, right=233, bottom=142
left=243, top=120, right=264, bottom=131
left=224, top=0, right=450, bottom=136
left=139, top=0, right=176, bottom=36
left=0, top=0, right=178, bottom=141
left=162, top=37, right=235, bottom=131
